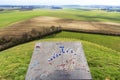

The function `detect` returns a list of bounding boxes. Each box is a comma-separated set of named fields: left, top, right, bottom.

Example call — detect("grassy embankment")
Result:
left=0, top=31, right=120, bottom=80
left=46, top=31, right=120, bottom=52
left=0, top=9, right=120, bottom=80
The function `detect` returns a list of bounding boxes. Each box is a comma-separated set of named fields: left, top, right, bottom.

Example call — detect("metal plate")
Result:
left=25, top=42, right=92, bottom=80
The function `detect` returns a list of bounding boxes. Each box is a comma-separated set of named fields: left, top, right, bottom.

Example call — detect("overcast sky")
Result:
left=0, top=0, right=120, bottom=6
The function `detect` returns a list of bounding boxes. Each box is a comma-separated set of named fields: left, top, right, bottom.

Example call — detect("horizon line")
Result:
left=0, top=4, right=120, bottom=6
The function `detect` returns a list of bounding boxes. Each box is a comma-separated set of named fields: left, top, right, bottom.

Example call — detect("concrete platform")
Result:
left=25, top=42, right=92, bottom=80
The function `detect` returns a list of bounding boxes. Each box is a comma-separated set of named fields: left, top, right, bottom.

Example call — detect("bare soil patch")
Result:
left=1, top=16, right=120, bottom=36
left=0, top=16, right=120, bottom=51
left=19, top=16, right=120, bottom=35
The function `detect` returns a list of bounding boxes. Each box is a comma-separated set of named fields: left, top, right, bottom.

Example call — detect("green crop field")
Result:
left=0, top=9, right=120, bottom=80
left=1, top=9, right=120, bottom=28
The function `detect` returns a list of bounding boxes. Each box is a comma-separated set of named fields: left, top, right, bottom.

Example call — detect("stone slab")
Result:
left=25, top=42, right=92, bottom=80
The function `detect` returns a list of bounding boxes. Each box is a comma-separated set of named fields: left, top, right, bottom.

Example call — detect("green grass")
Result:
left=46, top=31, right=120, bottom=52
left=1, top=9, right=120, bottom=28
left=0, top=10, right=48, bottom=28
left=0, top=9, right=120, bottom=80
left=0, top=33, right=120, bottom=80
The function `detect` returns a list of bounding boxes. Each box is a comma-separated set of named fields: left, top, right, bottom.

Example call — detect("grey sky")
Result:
left=0, top=0, right=120, bottom=5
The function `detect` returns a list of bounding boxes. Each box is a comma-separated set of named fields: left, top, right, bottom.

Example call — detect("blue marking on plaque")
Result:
left=48, top=46, right=74, bottom=62
left=52, top=56, right=56, bottom=59
left=59, top=53, right=61, bottom=56
left=59, top=46, right=65, bottom=53
left=50, top=58, right=53, bottom=61
left=48, top=59, right=51, bottom=62
left=55, top=54, right=58, bottom=57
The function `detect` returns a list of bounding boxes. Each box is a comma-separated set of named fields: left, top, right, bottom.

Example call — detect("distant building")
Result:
left=19, top=6, right=33, bottom=11
left=51, top=6, right=62, bottom=9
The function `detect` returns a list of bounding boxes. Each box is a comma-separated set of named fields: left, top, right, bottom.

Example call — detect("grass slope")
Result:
left=1, top=9, right=120, bottom=28
left=46, top=31, right=120, bottom=52
left=0, top=38, right=120, bottom=80
left=0, top=9, right=120, bottom=80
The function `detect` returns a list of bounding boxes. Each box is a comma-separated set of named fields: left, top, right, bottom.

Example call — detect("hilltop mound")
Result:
left=0, top=38, right=120, bottom=80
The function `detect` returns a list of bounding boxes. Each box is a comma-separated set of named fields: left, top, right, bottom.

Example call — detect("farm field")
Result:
left=0, top=9, right=120, bottom=80
left=1, top=9, right=120, bottom=29
left=0, top=15, right=120, bottom=51
left=1, top=16, right=119, bottom=35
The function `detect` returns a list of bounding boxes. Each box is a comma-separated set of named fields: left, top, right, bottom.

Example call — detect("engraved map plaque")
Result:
left=25, top=42, right=92, bottom=80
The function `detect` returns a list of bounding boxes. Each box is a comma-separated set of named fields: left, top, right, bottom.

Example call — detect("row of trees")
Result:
left=0, top=26, right=61, bottom=51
